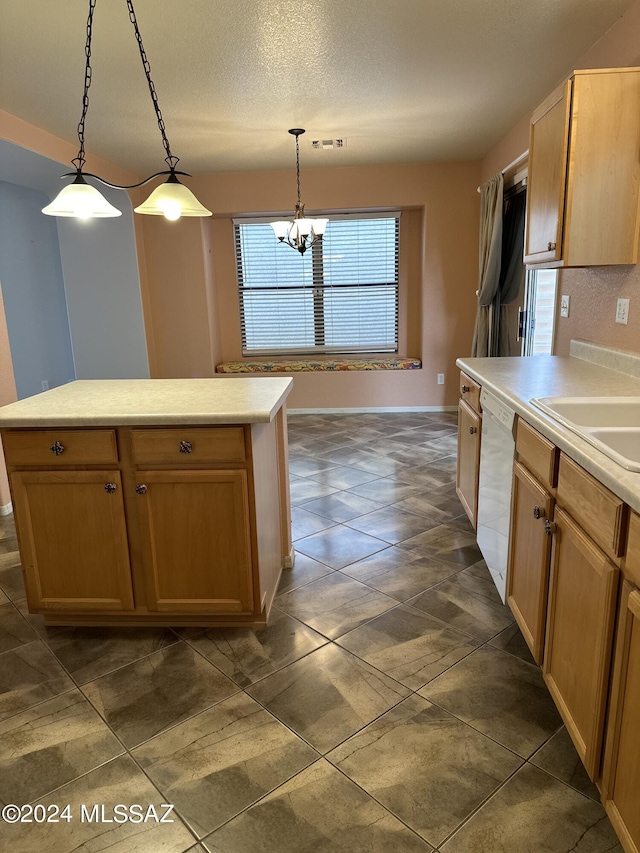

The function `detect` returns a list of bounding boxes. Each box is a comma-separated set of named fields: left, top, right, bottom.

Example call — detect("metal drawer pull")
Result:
left=532, top=505, right=545, bottom=519
left=548, top=241, right=556, bottom=251
left=135, top=484, right=148, bottom=495
left=469, top=426, right=477, bottom=435
left=104, top=483, right=117, bottom=494
left=50, top=441, right=65, bottom=456
left=544, top=519, right=557, bottom=537
left=461, top=385, right=470, bottom=393
left=179, top=440, right=192, bottom=454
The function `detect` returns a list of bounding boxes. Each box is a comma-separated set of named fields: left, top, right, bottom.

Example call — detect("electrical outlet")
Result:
left=437, top=373, right=445, bottom=385
left=560, top=294, right=570, bottom=318
left=41, top=380, right=49, bottom=391
left=616, top=298, right=630, bottom=325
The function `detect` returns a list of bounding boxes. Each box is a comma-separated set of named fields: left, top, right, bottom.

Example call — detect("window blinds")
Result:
left=234, top=213, right=399, bottom=355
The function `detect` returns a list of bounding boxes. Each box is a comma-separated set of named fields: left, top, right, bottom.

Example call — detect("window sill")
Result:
left=216, top=358, right=422, bottom=373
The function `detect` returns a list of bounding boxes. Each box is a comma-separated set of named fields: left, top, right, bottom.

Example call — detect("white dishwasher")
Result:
left=476, top=389, right=516, bottom=603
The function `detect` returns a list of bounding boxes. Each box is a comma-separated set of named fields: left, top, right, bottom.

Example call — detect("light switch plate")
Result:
left=616, top=298, right=630, bottom=325
left=560, top=294, right=570, bottom=318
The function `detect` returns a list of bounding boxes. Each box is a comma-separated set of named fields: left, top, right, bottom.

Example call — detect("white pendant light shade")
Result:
left=311, top=218, right=329, bottom=236
left=134, top=178, right=212, bottom=218
left=42, top=179, right=122, bottom=218
left=271, top=221, right=291, bottom=239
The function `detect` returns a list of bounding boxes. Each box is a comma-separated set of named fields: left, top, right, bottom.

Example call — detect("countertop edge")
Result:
left=457, top=356, right=640, bottom=514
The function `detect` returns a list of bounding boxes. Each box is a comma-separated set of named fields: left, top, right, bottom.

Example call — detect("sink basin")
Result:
left=530, top=397, right=640, bottom=472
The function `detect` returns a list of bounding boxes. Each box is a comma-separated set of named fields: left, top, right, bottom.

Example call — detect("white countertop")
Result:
left=456, top=355, right=640, bottom=514
left=0, top=378, right=293, bottom=427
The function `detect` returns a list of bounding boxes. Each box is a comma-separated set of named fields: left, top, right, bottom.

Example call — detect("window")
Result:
left=234, top=213, right=399, bottom=355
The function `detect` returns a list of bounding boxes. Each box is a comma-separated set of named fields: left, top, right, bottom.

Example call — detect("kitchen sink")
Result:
left=530, top=397, right=640, bottom=472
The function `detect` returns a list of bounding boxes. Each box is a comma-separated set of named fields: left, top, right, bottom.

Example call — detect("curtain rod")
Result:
left=477, top=149, right=529, bottom=193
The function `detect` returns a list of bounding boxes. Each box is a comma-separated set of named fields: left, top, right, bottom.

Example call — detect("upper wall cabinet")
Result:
left=524, top=67, right=640, bottom=269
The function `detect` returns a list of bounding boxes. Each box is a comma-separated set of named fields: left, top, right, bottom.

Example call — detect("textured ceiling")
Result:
left=0, top=0, right=635, bottom=176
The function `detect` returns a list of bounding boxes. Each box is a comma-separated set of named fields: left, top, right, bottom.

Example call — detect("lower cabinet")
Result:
left=543, top=506, right=620, bottom=780
left=507, top=461, right=553, bottom=664
left=603, top=582, right=640, bottom=853
left=456, top=399, right=481, bottom=528
left=10, top=470, right=134, bottom=612
left=135, top=470, right=254, bottom=613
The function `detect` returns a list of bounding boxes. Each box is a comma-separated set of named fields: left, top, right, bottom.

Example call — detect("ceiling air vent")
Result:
left=311, top=139, right=346, bottom=149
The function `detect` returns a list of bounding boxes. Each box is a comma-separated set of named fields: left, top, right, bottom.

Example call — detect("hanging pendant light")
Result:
left=43, top=0, right=211, bottom=221
left=270, top=129, right=328, bottom=254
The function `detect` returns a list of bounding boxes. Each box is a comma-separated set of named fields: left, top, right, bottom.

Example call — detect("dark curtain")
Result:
left=494, top=188, right=526, bottom=356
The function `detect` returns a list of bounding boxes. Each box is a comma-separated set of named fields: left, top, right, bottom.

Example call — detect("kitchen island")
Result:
left=0, top=377, right=293, bottom=628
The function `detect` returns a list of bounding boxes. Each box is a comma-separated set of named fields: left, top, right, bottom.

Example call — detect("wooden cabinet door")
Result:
left=136, top=470, right=254, bottom=614
left=603, top=582, right=640, bottom=853
left=456, top=400, right=481, bottom=529
left=10, top=471, right=134, bottom=612
left=507, top=462, right=553, bottom=665
left=524, top=80, right=571, bottom=263
left=543, top=506, right=620, bottom=779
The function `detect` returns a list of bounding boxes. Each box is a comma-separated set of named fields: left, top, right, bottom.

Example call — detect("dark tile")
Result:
left=0, top=754, right=194, bottom=852
left=328, top=695, right=522, bottom=847
left=289, top=457, right=342, bottom=477
left=276, top=552, right=333, bottom=594
left=13, top=599, right=67, bottom=639
left=346, top=477, right=422, bottom=505
left=531, top=726, right=600, bottom=800
left=202, top=759, right=434, bottom=853
left=276, top=572, right=397, bottom=639
left=0, top=641, right=74, bottom=721
left=307, top=465, right=382, bottom=490
left=294, top=525, right=387, bottom=569
left=407, top=562, right=514, bottom=642
left=317, top=447, right=411, bottom=477
left=337, top=604, right=479, bottom=690
left=0, top=587, right=7, bottom=604
left=300, top=491, right=385, bottom=523
left=399, top=522, right=482, bottom=567
left=441, top=763, right=622, bottom=853
left=420, top=646, right=562, bottom=757
left=392, top=491, right=467, bottom=524
left=180, top=607, right=327, bottom=686
left=0, top=690, right=123, bottom=805
left=340, top=547, right=460, bottom=600
left=346, top=505, right=438, bottom=544
left=0, top=602, right=38, bottom=653
left=246, top=644, right=409, bottom=753
left=134, top=692, right=318, bottom=837
left=82, top=642, right=238, bottom=748
left=489, top=623, right=536, bottom=665
left=44, top=626, right=179, bottom=684
left=290, top=506, right=337, bottom=539
left=0, top=558, right=26, bottom=601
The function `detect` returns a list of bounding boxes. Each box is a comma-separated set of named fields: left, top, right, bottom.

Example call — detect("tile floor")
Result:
left=0, top=412, right=623, bottom=852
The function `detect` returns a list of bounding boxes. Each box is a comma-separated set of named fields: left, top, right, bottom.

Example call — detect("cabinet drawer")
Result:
left=459, top=372, right=482, bottom=414
left=516, top=418, right=558, bottom=491
left=2, top=429, right=118, bottom=466
left=624, top=511, right=640, bottom=587
left=131, top=427, right=246, bottom=465
left=556, top=454, right=627, bottom=560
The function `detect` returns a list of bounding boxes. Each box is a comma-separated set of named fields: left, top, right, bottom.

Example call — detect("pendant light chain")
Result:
left=126, top=0, right=178, bottom=171
left=72, top=0, right=98, bottom=172
left=295, top=132, right=302, bottom=208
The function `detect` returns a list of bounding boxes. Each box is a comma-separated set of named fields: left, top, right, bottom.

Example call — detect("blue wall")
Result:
left=0, top=180, right=75, bottom=399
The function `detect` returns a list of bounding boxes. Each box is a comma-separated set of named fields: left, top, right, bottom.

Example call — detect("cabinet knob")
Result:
left=104, top=482, right=117, bottom=494
left=461, top=385, right=470, bottom=393
left=135, top=484, right=148, bottom=495
left=50, top=441, right=65, bottom=456
left=544, top=519, right=557, bottom=537
left=469, top=426, right=477, bottom=435
left=179, top=440, right=192, bottom=454
left=532, top=505, right=545, bottom=519
left=547, top=241, right=556, bottom=251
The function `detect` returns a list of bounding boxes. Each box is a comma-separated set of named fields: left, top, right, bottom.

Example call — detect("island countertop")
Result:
left=0, top=377, right=293, bottom=427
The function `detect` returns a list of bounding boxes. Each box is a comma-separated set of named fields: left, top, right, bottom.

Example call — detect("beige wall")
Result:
left=142, top=161, right=481, bottom=408
left=481, top=0, right=640, bottom=357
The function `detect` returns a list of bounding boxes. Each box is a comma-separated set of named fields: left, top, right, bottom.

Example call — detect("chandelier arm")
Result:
left=60, top=169, right=192, bottom=190
left=125, top=0, right=179, bottom=171
left=71, top=0, right=98, bottom=172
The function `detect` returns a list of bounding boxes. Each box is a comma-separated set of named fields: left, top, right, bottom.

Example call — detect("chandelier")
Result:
left=270, top=129, right=328, bottom=254
left=42, top=0, right=211, bottom=221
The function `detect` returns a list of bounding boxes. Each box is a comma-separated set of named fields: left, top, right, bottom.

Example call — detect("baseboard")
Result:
left=287, top=406, right=458, bottom=414
left=0, top=502, right=13, bottom=516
